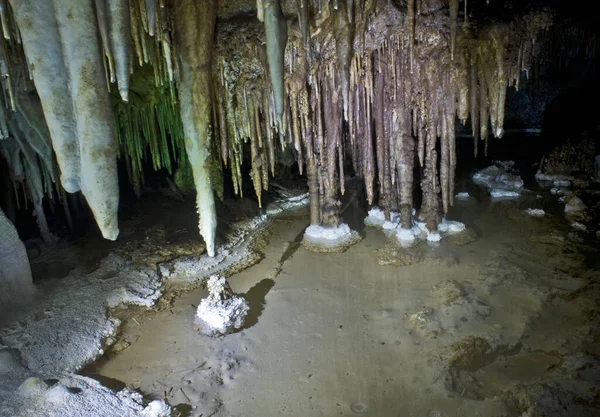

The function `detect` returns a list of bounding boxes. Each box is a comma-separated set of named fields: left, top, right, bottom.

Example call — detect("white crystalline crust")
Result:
left=364, top=207, right=466, bottom=246
left=490, top=189, right=520, bottom=198
left=535, top=171, right=574, bottom=183
left=427, top=232, right=442, bottom=242
left=437, top=219, right=466, bottom=234
left=396, top=227, right=416, bottom=246
left=364, top=207, right=386, bottom=227
left=473, top=162, right=524, bottom=199
left=525, top=208, right=545, bottom=217
left=0, top=191, right=310, bottom=417
left=456, top=192, right=470, bottom=200
left=159, top=193, right=309, bottom=283
left=196, top=275, right=250, bottom=336
left=303, top=223, right=358, bottom=248
left=0, top=253, right=170, bottom=417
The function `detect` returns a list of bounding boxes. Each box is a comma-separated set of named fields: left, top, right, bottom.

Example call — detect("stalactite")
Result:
left=108, top=0, right=132, bottom=102
left=95, top=0, right=116, bottom=83
left=374, top=50, right=390, bottom=217
left=296, top=0, right=310, bottom=61
left=449, top=0, right=459, bottom=60
left=174, top=0, right=217, bottom=256
left=264, top=0, right=287, bottom=125
left=469, top=58, right=479, bottom=157
left=54, top=0, right=120, bottom=240
left=9, top=0, right=81, bottom=194
left=321, top=67, right=343, bottom=226
left=145, top=0, right=155, bottom=36
left=363, top=56, right=375, bottom=205
left=129, top=0, right=143, bottom=66
left=440, top=105, right=449, bottom=214
left=0, top=0, right=555, bottom=253
left=408, top=0, right=415, bottom=72
left=334, top=2, right=352, bottom=121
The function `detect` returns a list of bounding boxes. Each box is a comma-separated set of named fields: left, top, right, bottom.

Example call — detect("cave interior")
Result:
left=0, top=0, right=599, bottom=416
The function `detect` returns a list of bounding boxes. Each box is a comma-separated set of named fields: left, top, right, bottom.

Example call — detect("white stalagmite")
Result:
left=174, top=0, right=218, bottom=257
left=53, top=0, right=120, bottom=240
left=108, top=0, right=132, bottom=102
left=9, top=0, right=81, bottom=193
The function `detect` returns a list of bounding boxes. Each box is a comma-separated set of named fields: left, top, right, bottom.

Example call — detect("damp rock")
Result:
left=18, top=377, right=48, bottom=397
left=349, top=402, right=367, bottom=414
left=550, top=187, right=572, bottom=196
left=301, top=223, right=361, bottom=253
left=377, top=245, right=423, bottom=266
left=195, top=275, right=249, bottom=336
left=448, top=337, right=498, bottom=372
left=431, top=280, right=465, bottom=305
left=594, top=155, right=600, bottom=182
left=455, top=192, right=470, bottom=200
left=473, top=163, right=524, bottom=199
left=447, top=227, right=478, bottom=246
left=408, top=309, right=442, bottom=339
left=564, top=196, right=586, bottom=213
left=437, top=219, right=466, bottom=235
left=109, top=340, right=131, bottom=354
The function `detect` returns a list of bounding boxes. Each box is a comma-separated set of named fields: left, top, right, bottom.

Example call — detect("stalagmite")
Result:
left=54, top=0, right=120, bottom=240
left=108, top=0, right=132, bottom=102
left=9, top=0, right=81, bottom=193
left=264, top=0, right=287, bottom=124
left=174, top=0, right=217, bottom=257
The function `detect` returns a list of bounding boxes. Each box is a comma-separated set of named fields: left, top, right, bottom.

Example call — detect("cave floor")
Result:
left=82, top=187, right=600, bottom=417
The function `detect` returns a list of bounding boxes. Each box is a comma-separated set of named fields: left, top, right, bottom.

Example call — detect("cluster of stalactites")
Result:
left=0, top=0, right=178, bottom=242
left=216, top=0, right=553, bottom=233
left=96, top=0, right=176, bottom=101
left=0, top=3, right=64, bottom=244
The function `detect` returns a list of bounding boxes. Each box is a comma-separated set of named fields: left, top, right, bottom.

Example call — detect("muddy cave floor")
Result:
left=26, top=165, right=600, bottom=417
